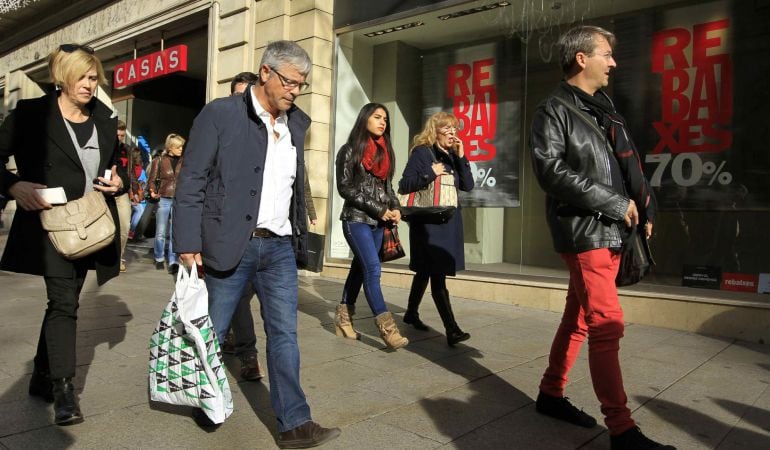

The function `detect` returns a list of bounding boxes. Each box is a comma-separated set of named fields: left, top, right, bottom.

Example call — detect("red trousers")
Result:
left=539, top=248, right=635, bottom=435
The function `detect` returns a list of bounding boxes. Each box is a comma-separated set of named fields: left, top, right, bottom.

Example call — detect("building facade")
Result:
left=1, top=0, right=768, bottom=341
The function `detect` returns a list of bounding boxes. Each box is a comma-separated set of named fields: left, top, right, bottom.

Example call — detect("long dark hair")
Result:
left=346, top=102, right=396, bottom=180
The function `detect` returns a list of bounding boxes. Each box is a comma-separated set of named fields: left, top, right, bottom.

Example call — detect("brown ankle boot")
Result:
left=374, top=312, right=408, bottom=349
left=334, top=304, right=361, bottom=340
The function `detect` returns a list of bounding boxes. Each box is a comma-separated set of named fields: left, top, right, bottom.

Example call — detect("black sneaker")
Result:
left=155, top=261, right=165, bottom=270
left=536, top=391, right=597, bottom=428
left=610, top=427, right=676, bottom=450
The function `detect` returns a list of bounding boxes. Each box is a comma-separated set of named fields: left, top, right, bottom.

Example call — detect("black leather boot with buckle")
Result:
left=52, top=378, right=84, bottom=425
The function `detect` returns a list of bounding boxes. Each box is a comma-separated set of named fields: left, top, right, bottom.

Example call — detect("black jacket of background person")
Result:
left=336, top=143, right=400, bottom=227
left=530, top=83, right=641, bottom=254
left=0, top=92, right=121, bottom=284
left=173, top=87, right=309, bottom=271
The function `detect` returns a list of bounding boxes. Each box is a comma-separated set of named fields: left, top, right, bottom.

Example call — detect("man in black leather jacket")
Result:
left=530, top=26, right=671, bottom=450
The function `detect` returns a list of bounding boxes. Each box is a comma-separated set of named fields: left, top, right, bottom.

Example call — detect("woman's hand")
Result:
left=93, top=165, right=123, bottom=195
left=432, top=162, right=447, bottom=177
left=8, top=181, right=51, bottom=211
left=381, top=208, right=401, bottom=223
left=450, top=136, right=464, bottom=158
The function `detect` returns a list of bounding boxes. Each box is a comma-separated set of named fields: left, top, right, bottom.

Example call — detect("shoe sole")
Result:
left=535, top=406, right=597, bottom=428
left=277, top=429, right=341, bottom=449
left=56, top=415, right=84, bottom=426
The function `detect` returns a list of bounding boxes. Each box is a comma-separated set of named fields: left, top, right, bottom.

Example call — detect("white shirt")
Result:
left=250, top=88, right=297, bottom=236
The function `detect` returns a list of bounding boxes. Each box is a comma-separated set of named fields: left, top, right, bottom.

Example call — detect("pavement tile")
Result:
left=1, top=237, right=768, bottom=448
left=375, top=386, right=521, bottom=444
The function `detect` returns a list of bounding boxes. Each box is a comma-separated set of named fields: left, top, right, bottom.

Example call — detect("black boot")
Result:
left=432, top=288, right=470, bottom=346
left=52, top=378, right=83, bottom=425
left=403, top=276, right=429, bottom=331
left=29, top=370, right=54, bottom=403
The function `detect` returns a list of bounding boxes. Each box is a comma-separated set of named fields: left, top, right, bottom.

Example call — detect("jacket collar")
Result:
left=242, top=83, right=310, bottom=129
left=43, top=92, right=116, bottom=174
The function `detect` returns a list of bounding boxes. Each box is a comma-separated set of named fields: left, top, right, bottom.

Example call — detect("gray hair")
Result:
left=259, top=40, right=312, bottom=75
left=558, top=25, right=616, bottom=74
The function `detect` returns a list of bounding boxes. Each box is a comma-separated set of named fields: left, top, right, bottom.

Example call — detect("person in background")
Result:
left=397, top=111, right=474, bottom=346
left=147, top=133, right=185, bottom=274
left=335, top=102, right=408, bottom=349
left=231, top=71, right=258, bottom=95
left=304, top=166, right=317, bottom=226
left=0, top=43, right=124, bottom=426
left=530, top=25, right=667, bottom=450
left=127, top=147, right=147, bottom=241
left=115, top=120, right=131, bottom=272
left=0, top=194, right=7, bottom=228
left=218, top=70, right=265, bottom=383
left=173, top=40, right=340, bottom=447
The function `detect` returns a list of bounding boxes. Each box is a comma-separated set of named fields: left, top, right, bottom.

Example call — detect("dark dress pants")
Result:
left=35, top=265, right=88, bottom=379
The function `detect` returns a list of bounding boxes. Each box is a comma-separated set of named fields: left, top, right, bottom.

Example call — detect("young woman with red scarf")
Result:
left=334, top=103, right=408, bottom=349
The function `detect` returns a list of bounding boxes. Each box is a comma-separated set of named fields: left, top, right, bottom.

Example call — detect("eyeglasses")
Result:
left=438, top=126, right=459, bottom=135
left=59, top=44, right=94, bottom=54
left=271, top=68, right=310, bottom=92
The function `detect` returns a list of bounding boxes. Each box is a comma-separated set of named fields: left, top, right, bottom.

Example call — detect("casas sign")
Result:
left=113, top=45, right=188, bottom=89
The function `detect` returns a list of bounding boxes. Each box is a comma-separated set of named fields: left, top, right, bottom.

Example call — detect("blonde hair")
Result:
left=410, top=111, right=460, bottom=152
left=48, top=46, right=107, bottom=90
left=164, top=133, right=186, bottom=152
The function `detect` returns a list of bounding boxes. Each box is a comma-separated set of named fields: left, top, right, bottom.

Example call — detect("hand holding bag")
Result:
left=148, top=262, right=233, bottom=424
left=379, top=224, right=405, bottom=262
left=616, top=224, right=655, bottom=287
left=301, top=231, right=325, bottom=273
left=39, top=191, right=116, bottom=259
left=398, top=150, right=457, bottom=223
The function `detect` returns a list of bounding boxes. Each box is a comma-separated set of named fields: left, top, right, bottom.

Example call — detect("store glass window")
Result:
left=329, top=0, right=770, bottom=295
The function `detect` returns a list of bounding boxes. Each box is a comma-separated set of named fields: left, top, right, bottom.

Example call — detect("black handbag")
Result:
left=616, top=224, right=655, bottom=287
left=301, top=232, right=325, bottom=272
left=379, top=225, right=405, bottom=262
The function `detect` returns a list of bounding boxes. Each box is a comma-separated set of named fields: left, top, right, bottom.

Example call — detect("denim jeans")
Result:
left=130, top=201, right=146, bottom=233
left=204, top=236, right=311, bottom=432
left=230, top=284, right=257, bottom=356
left=154, top=197, right=177, bottom=264
left=341, top=221, right=387, bottom=316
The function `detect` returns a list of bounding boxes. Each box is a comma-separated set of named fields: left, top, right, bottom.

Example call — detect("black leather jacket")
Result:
left=336, top=144, right=400, bottom=226
left=530, top=84, right=633, bottom=253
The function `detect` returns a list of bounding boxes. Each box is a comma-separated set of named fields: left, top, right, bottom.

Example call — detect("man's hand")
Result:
left=8, top=181, right=51, bottom=211
left=645, top=222, right=653, bottom=240
left=179, top=252, right=203, bottom=269
left=624, top=199, right=639, bottom=228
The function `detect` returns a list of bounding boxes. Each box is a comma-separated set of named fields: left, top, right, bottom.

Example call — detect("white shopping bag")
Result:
left=148, top=263, right=233, bottom=424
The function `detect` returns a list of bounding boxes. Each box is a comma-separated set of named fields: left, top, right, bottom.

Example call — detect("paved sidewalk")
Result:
left=0, top=238, right=769, bottom=449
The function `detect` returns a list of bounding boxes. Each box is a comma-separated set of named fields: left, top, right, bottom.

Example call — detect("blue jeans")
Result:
left=341, top=221, right=387, bottom=316
left=154, top=197, right=177, bottom=264
left=204, top=236, right=311, bottom=432
left=130, top=201, right=145, bottom=232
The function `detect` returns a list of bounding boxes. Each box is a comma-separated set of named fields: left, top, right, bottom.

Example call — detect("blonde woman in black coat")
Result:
left=398, top=112, right=474, bottom=346
left=0, top=44, right=123, bottom=426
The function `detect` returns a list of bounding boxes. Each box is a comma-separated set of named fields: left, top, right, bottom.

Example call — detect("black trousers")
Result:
left=35, top=265, right=87, bottom=379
